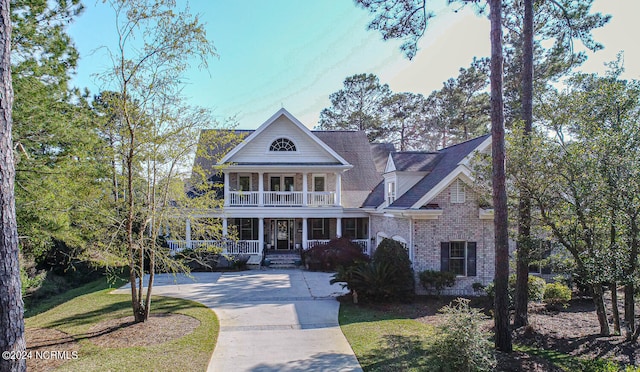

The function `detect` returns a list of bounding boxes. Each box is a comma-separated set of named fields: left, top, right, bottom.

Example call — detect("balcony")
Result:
left=228, top=191, right=336, bottom=207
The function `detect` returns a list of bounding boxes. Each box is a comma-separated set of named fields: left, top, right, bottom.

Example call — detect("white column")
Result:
left=302, top=172, right=308, bottom=206
left=223, top=172, right=230, bottom=206
left=336, top=217, right=342, bottom=238
left=367, top=217, right=372, bottom=256
left=302, top=217, right=308, bottom=250
left=258, top=172, right=264, bottom=206
left=258, top=217, right=264, bottom=254
left=222, top=218, right=228, bottom=237
left=185, top=218, right=192, bottom=249
left=335, top=172, right=342, bottom=206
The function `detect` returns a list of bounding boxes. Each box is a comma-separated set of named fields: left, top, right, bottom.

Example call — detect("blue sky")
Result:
left=68, top=0, right=639, bottom=129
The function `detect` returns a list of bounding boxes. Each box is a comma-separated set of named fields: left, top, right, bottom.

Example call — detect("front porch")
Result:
left=166, top=217, right=370, bottom=256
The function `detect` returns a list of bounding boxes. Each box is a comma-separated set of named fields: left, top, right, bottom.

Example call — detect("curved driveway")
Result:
left=115, top=270, right=362, bottom=372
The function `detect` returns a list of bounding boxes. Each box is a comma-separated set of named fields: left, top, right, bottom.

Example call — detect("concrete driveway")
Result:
left=115, top=270, right=362, bottom=372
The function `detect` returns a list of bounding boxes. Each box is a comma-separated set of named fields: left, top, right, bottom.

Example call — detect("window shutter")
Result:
left=467, top=242, right=477, bottom=276
left=440, top=242, right=450, bottom=272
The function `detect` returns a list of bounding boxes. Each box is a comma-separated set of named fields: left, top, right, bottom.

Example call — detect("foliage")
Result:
left=419, top=270, right=456, bottom=295
left=373, top=238, right=415, bottom=293
left=331, top=238, right=413, bottom=302
left=543, top=282, right=572, bottom=306
left=302, top=237, right=369, bottom=272
left=317, top=73, right=391, bottom=142
left=486, top=274, right=546, bottom=306
left=429, top=298, right=496, bottom=372
left=97, top=0, right=218, bottom=322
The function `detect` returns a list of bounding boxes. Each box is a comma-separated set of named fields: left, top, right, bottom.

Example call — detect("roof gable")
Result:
left=219, top=108, right=350, bottom=165
left=387, top=134, right=491, bottom=209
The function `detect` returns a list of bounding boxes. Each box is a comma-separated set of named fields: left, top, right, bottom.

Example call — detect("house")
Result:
left=169, top=108, right=495, bottom=295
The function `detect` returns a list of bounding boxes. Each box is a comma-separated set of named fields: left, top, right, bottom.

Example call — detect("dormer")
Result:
left=382, top=152, right=440, bottom=207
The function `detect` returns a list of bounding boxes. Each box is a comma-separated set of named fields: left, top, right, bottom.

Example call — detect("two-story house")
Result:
left=169, top=108, right=494, bottom=295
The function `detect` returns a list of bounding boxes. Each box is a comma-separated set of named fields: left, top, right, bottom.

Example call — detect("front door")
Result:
left=276, top=220, right=291, bottom=250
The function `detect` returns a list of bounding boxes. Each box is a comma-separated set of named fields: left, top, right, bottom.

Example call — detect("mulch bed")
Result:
left=87, top=313, right=200, bottom=347
left=25, top=313, right=199, bottom=371
left=345, top=294, right=640, bottom=370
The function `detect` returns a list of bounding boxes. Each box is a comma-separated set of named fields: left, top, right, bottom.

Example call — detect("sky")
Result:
left=68, top=0, right=640, bottom=130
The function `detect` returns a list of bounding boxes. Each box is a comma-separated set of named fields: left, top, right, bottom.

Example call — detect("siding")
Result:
left=228, top=116, right=339, bottom=164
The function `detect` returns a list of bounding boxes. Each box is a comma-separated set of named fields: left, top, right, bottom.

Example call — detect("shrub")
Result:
left=330, top=238, right=414, bottom=302
left=543, top=282, right=572, bottom=305
left=302, top=237, right=369, bottom=272
left=419, top=270, right=456, bottom=295
left=373, top=238, right=414, bottom=293
left=486, top=274, right=546, bottom=307
left=429, top=298, right=496, bottom=372
left=331, top=261, right=405, bottom=302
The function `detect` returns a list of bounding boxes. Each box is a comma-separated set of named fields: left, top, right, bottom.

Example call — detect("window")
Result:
left=238, top=175, right=251, bottom=191
left=387, top=181, right=396, bottom=205
left=269, top=138, right=296, bottom=152
left=313, top=175, right=325, bottom=192
left=441, top=241, right=476, bottom=276
left=309, top=218, right=330, bottom=240
left=230, top=218, right=258, bottom=240
left=528, top=240, right=553, bottom=275
left=270, top=176, right=294, bottom=191
left=342, top=218, right=368, bottom=239
left=451, top=179, right=466, bottom=204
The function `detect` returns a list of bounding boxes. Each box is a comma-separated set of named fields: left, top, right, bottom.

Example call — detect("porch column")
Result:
left=336, top=217, right=342, bottom=238
left=258, top=172, right=264, bottom=206
left=185, top=218, right=192, bottom=249
left=223, top=172, right=230, bottom=206
left=367, top=217, right=372, bottom=255
left=302, top=172, right=308, bottom=206
left=222, top=218, right=228, bottom=237
left=258, top=217, right=264, bottom=253
left=335, top=172, right=342, bottom=206
left=302, top=217, right=308, bottom=250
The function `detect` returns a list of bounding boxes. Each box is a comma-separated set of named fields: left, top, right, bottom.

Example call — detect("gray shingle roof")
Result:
left=391, top=152, right=441, bottom=172
left=370, top=143, right=395, bottom=174
left=388, top=134, right=490, bottom=209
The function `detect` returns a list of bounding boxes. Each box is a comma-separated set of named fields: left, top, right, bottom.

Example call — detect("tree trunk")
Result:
left=490, top=0, right=512, bottom=352
left=624, top=284, right=635, bottom=340
left=514, top=0, right=534, bottom=329
left=0, top=1, right=27, bottom=370
left=610, top=282, right=620, bottom=335
left=592, top=284, right=611, bottom=336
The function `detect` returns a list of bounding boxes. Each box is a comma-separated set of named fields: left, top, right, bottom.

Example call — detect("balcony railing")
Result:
left=227, top=191, right=337, bottom=207
left=229, top=191, right=259, bottom=206
left=166, top=240, right=261, bottom=255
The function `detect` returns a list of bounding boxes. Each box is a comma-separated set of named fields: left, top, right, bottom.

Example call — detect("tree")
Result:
left=318, top=73, right=391, bottom=142
left=423, top=58, right=490, bottom=150
left=382, top=92, right=425, bottom=151
left=509, top=0, right=609, bottom=328
left=98, top=0, right=216, bottom=322
left=353, top=0, right=512, bottom=351
left=0, top=0, right=26, bottom=370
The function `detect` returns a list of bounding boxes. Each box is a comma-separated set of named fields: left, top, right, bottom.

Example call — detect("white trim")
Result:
left=450, top=179, right=466, bottom=204
left=219, top=108, right=351, bottom=166
left=384, top=153, right=396, bottom=173
left=409, top=166, right=473, bottom=209
left=266, top=136, right=299, bottom=153
left=459, top=135, right=492, bottom=167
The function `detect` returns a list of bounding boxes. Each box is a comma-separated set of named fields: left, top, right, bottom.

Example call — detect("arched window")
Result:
left=269, top=138, right=296, bottom=152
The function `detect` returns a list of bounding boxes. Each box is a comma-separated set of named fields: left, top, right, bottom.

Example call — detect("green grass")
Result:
left=25, top=277, right=219, bottom=372
left=339, top=302, right=437, bottom=371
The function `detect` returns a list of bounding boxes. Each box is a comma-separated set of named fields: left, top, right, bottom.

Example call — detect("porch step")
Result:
left=264, top=252, right=303, bottom=269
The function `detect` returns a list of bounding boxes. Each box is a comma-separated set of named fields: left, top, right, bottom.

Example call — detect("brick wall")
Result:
left=412, top=180, right=495, bottom=296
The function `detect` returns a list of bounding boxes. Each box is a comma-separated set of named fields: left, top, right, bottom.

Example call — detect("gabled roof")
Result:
left=388, top=134, right=491, bottom=209
left=218, top=108, right=350, bottom=166
left=371, top=143, right=395, bottom=174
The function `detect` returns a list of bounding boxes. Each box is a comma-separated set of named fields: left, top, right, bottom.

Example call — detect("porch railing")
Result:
left=166, top=240, right=260, bottom=255
left=305, top=239, right=369, bottom=255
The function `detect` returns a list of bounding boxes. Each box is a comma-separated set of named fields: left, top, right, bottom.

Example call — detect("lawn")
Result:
left=339, top=301, right=437, bottom=371
left=24, top=276, right=219, bottom=371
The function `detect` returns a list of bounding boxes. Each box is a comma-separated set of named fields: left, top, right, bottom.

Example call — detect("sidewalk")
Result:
left=114, top=270, right=362, bottom=372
